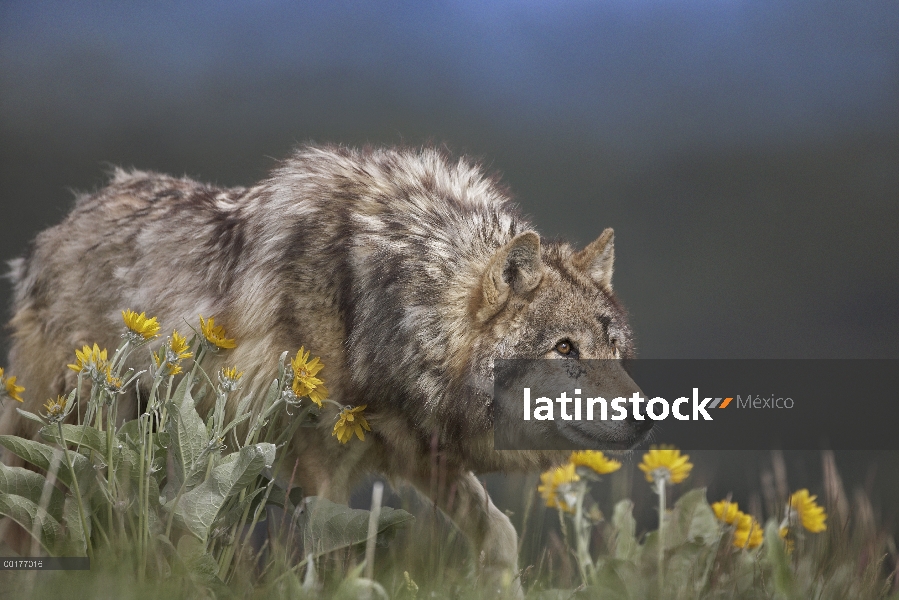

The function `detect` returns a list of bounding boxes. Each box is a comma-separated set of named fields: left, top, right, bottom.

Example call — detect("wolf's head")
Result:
left=463, top=228, right=651, bottom=466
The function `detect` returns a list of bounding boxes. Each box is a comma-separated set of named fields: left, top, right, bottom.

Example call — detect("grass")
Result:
left=0, top=312, right=896, bottom=599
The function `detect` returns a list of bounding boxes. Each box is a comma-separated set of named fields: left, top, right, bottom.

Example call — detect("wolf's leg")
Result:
left=410, top=469, right=522, bottom=597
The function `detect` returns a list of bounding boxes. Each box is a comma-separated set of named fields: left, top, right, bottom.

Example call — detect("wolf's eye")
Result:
left=555, top=340, right=575, bottom=356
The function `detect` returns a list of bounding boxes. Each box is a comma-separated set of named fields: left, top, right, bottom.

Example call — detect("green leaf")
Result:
left=175, top=534, right=230, bottom=596
left=40, top=424, right=107, bottom=458
left=256, top=442, right=276, bottom=469
left=15, top=408, right=46, bottom=428
left=109, top=438, right=142, bottom=495
left=172, top=443, right=268, bottom=541
left=611, top=499, right=638, bottom=561
left=664, top=542, right=714, bottom=595
left=587, top=559, right=631, bottom=600
left=664, top=488, right=720, bottom=550
left=116, top=420, right=141, bottom=444
left=0, top=462, right=65, bottom=521
left=64, top=493, right=90, bottom=555
left=765, top=520, right=797, bottom=599
left=219, top=412, right=251, bottom=441
left=0, top=492, right=65, bottom=555
left=166, top=374, right=209, bottom=491
left=177, top=534, right=219, bottom=578
left=261, top=378, right=280, bottom=413
left=213, top=486, right=266, bottom=531
left=0, top=435, right=91, bottom=491
left=298, top=496, right=414, bottom=559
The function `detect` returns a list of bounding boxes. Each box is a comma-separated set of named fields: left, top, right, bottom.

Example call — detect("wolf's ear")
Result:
left=572, top=228, right=614, bottom=290
left=475, top=231, right=544, bottom=322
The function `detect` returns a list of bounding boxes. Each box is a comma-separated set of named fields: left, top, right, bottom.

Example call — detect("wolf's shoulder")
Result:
left=271, top=144, right=515, bottom=214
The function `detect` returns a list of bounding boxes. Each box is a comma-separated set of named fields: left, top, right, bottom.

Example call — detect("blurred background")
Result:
left=1, top=0, right=897, bottom=554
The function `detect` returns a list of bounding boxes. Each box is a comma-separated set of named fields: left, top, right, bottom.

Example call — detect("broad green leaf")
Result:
left=0, top=462, right=65, bottom=521
left=116, top=420, right=141, bottom=444
left=64, top=493, right=90, bottom=555
left=0, top=435, right=90, bottom=491
left=177, top=534, right=219, bottom=578
left=256, top=442, right=276, bottom=469
left=664, top=488, right=719, bottom=549
left=15, top=408, right=46, bottom=428
left=213, top=486, right=266, bottom=531
left=261, top=378, right=280, bottom=413
left=0, top=492, right=65, bottom=555
left=587, top=559, right=631, bottom=600
left=40, top=424, right=107, bottom=458
left=176, top=534, right=229, bottom=596
left=765, top=520, right=797, bottom=599
left=664, top=542, right=714, bottom=595
left=611, top=499, right=638, bottom=561
left=166, top=374, right=209, bottom=491
left=172, top=443, right=267, bottom=541
left=219, top=412, right=251, bottom=440
left=299, top=496, right=414, bottom=559
left=235, top=393, right=254, bottom=425
left=110, top=438, right=143, bottom=495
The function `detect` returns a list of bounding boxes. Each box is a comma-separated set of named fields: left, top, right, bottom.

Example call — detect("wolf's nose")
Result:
left=627, top=414, right=654, bottom=435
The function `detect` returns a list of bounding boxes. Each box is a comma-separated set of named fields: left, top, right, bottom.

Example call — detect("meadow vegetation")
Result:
left=0, top=311, right=894, bottom=599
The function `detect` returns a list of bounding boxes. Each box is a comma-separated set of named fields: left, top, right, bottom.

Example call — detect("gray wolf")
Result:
left=1, top=145, right=649, bottom=590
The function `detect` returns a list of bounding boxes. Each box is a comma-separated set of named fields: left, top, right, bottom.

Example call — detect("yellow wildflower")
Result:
left=537, top=463, right=580, bottom=513
left=67, top=343, right=109, bottom=374
left=0, top=367, right=25, bottom=403
left=122, top=309, right=160, bottom=340
left=787, top=489, right=827, bottom=533
left=153, top=330, right=193, bottom=377
left=712, top=500, right=741, bottom=525
left=153, top=350, right=183, bottom=376
left=103, top=366, right=124, bottom=395
left=569, top=450, right=621, bottom=475
left=779, top=525, right=795, bottom=554
left=332, top=405, right=371, bottom=443
left=638, top=446, right=692, bottom=485
left=42, top=395, right=67, bottom=423
left=219, top=366, right=243, bottom=392
left=170, top=331, right=193, bottom=361
left=713, top=500, right=763, bottom=549
left=732, top=512, right=764, bottom=549
left=199, top=315, right=236, bottom=349
left=221, top=366, right=242, bottom=381
left=291, top=346, right=327, bottom=407
left=403, top=572, right=419, bottom=597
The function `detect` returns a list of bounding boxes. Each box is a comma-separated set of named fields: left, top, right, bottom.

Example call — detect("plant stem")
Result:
left=106, top=406, right=115, bottom=541
left=58, top=421, right=94, bottom=561
left=574, top=482, right=592, bottom=584
left=136, top=410, right=149, bottom=581
left=657, top=477, right=666, bottom=598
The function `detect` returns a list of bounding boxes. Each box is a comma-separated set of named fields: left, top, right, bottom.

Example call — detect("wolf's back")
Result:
left=0, top=146, right=523, bottom=443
